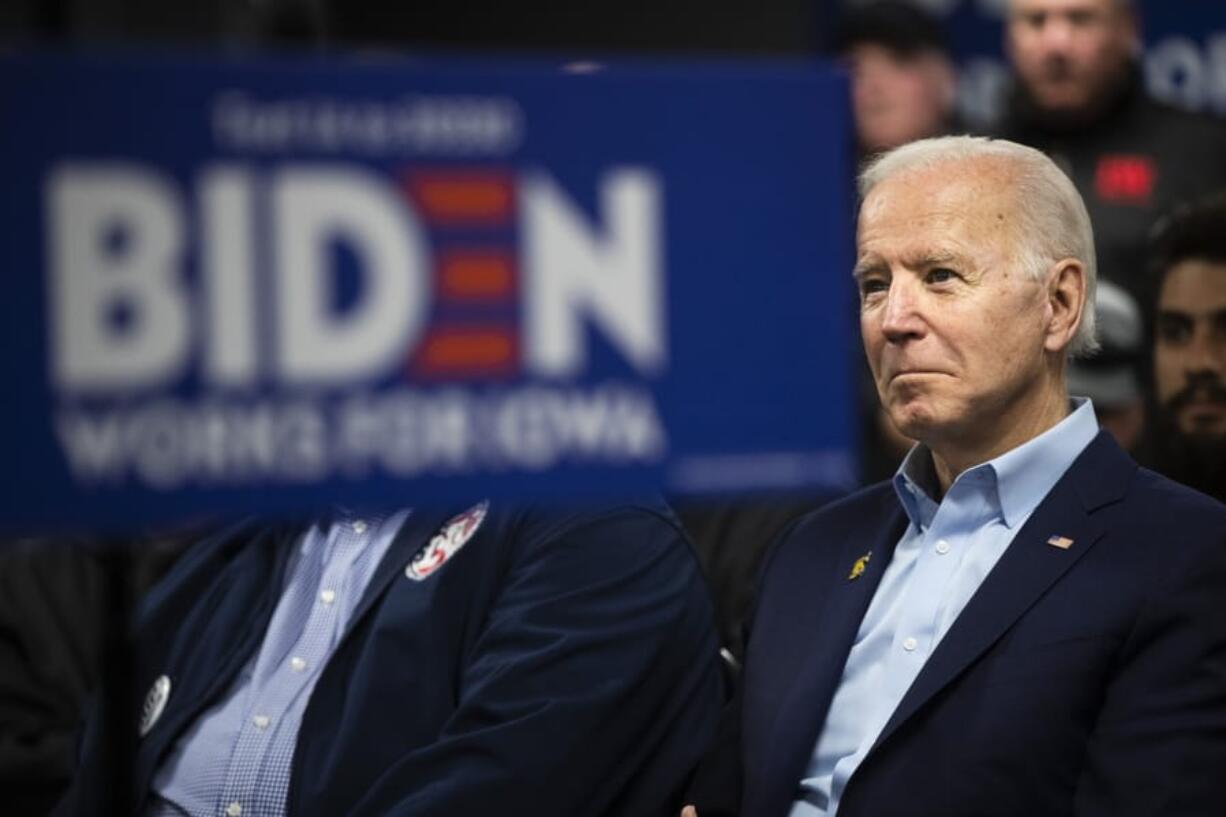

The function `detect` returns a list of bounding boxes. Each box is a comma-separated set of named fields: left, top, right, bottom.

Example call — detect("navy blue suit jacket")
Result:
left=58, top=501, right=723, bottom=817
left=692, top=432, right=1226, bottom=816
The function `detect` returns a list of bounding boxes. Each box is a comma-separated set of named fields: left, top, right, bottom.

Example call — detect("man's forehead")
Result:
left=1009, top=0, right=1117, bottom=14
left=1159, top=259, right=1226, bottom=309
left=865, top=156, right=1012, bottom=201
left=847, top=41, right=938, bottom=70
left=859, top=165, right=1011, bottom=235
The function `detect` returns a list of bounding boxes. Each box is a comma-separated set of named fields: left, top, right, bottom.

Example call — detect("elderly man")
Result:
left=994, top=0, right=1226, bottom=308
left=685, top=136, right=1226, bottom=817
left=1146, top=194, right=1226, bottom=502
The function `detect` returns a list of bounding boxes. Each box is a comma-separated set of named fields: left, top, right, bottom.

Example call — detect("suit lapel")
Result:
left=754, top=503, right=908, bottom=816
left=868, top=434, right=1128, bottom=754
left=341, top=503, right=465, bottom=641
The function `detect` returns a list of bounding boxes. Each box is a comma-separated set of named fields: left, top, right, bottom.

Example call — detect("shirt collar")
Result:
left=893, top=445, right=941, bottom=531
left=893, top=397, right=1100, bottom=530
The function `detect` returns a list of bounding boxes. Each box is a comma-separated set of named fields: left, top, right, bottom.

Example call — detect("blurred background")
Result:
left=3, top=2, right=1226, bottom=813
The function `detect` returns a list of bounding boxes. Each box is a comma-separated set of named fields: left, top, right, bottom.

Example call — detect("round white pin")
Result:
left=139, top=675, right=171, bottom=737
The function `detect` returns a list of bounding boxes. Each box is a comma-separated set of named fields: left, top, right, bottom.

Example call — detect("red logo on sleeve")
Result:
left=1095, top=155, right=1156, bottom=204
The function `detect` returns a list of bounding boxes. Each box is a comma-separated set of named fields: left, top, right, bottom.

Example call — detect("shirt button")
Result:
left=226, top=802, right=243, bottom=817
left=252, top=714, right=270, bottom=729
left=902, top=637, right=918, bottom=652
left=935, top=540, right=951, bottom=555
left=352, top=519, right=368, bottom=534
left=290, top=656, right=307, bottom=672
left=320, top=589, right=336, bottom=605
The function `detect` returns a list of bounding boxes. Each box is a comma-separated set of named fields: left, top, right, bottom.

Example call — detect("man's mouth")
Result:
left=890, top=369, right=946, bottom=381
left=1180, top=400, right=1226, bottom=422
left=1167, top=377, right=1226, bottom=429
left=1039, top=55, right=1073, bottom=79
left=1168, top=377, right=1226, bottom=414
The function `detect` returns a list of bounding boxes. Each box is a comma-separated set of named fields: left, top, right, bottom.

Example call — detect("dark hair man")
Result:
left=684, top=136, right=1226, bottom=817
left=1146, top=194, right=1226, bottom=502
left=995, top=0, right=1226, bottom=308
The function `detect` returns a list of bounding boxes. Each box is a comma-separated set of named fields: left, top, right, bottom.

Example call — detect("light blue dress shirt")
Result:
left=790, top=398, right=1099, bottom=817
left=149, top=509, right=411, bottom=817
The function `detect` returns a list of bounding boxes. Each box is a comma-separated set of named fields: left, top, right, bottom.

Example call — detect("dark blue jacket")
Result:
left=59, top=500, right=723, bottom=817
left=692, top=432, right=1226, bottom=816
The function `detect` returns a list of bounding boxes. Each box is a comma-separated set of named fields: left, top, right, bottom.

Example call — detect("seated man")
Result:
left=57, top=500, right=723, bottom=816
left=686, top=136, right=1226, bottom=816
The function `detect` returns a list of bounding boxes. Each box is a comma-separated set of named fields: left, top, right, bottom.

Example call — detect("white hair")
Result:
left=859, top=135, right=1099, bottom=357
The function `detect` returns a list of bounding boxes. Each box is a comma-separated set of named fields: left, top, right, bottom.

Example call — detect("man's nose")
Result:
left=1037, top=17, right=1076, bottom=53
left=880, top=280, right=925, bottom=342
left=1185, top=325, right=1226, bottom=376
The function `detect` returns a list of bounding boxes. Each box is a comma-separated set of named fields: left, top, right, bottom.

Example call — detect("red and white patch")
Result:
left=405, top=501, right=489, bottom=581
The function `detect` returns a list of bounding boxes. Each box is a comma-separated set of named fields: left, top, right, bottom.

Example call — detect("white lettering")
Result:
left=47, top=164, right=190, bottom=391
left=522, top=169, right=666, bottom=376
left=212, top=92, right=524, bottom=156
left=1147, top=36, right=1206, bottom=111
left=201, top=166, right=259, bottom=385
left=272, top=165, right=431, bottom=385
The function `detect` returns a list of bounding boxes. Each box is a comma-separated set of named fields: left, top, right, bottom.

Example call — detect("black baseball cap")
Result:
left=836, top=1, right=951, bottom=58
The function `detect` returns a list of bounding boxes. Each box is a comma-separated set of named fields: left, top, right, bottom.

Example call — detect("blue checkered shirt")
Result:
left=148, top=510, right=411, bottom=817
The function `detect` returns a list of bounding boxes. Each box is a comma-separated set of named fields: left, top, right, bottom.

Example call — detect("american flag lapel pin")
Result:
left=1046, top=535, right=1074, bottom=550
left=848, top=551, right=872, bottom=581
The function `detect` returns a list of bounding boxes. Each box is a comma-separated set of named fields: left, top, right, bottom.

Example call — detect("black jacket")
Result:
left=55, top=501, right=723, bottom=817
left=993, top=68, right=1226, bottom=308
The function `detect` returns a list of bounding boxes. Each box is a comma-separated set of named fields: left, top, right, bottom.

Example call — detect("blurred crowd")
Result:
left=3, top=0, right=1226, bottom=813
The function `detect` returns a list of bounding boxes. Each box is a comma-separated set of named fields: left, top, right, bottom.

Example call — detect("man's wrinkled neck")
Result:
left=927, top=385, right=1072, bottom=497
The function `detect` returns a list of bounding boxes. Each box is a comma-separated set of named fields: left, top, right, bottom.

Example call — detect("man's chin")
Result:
left=887, top=407, right=939, bottom=442
left=1151, top=410, right=1226, bottom=502
left=1030, top=88, right=1092, bottom=115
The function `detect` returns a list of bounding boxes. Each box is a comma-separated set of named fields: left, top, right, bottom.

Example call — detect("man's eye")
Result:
left=1211, top=313, right=1226, bottom=341
left=861, top=279, right=888, bottom=296
left=1021, top=11, right=1045, bottom=29
left=1067, top=10, right=1096, bottom=28
left=926, top=268, right=957, bottom=284
left=1156, top=316, right=1192, bottom=344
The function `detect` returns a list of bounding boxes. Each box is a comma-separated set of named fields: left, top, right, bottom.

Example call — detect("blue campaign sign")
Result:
left=0, top=50, right=856, bottom=533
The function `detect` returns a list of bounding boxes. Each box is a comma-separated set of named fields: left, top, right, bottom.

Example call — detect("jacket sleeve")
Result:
left=681, top=512, right=809, bottom=817
left=347, top=506, right=725, bottom=817
left=1074, top=527, right=1226, bottom=816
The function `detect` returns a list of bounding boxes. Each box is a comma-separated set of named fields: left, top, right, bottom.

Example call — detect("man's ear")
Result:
left=1044, top=258, right=1088, bottom=354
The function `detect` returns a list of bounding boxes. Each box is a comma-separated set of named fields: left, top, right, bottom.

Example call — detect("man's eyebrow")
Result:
left=852, top=251, right=964, bottom=280
left=852, top=258, right=887, bottom=281
left=903, top=250, right=962, bottom=269
left=1157, top=308, right=1226, bottom=321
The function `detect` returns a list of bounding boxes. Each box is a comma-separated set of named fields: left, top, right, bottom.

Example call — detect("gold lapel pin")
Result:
left=848, top=551, right=872, bottom=580
left=1046, top=535, right=1074, bottom=550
